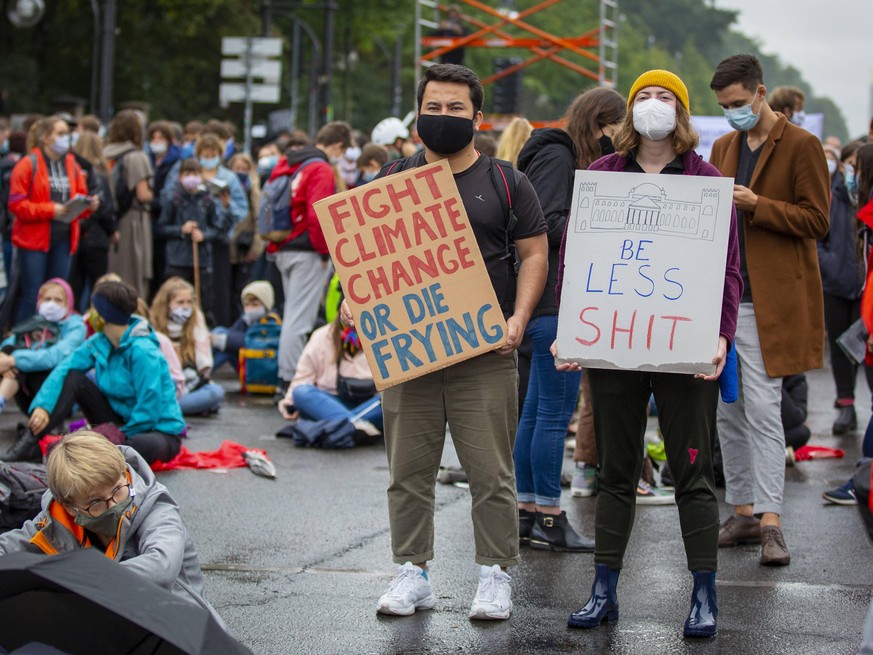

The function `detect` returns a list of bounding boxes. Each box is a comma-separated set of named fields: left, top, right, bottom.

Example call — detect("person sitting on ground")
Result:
left=211, top=280, right=277, bottom=373
left=0, top=279, right=86, bottom=432
left=0, top=430, right=226, bottom=626
left=278, top=312, right=382, bottom=437
left=4, top=281, right=185, bottom=465
left=150, top=277, right=224, bottom=416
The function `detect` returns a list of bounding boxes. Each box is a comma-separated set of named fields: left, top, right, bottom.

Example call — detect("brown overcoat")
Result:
left=709, top=114, right=829, bottom=377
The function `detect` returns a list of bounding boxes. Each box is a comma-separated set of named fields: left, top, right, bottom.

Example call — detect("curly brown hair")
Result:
left=106, top=109, right=144, bottom=147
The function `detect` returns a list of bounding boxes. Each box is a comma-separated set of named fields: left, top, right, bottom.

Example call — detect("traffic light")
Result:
left=491, top=57, right=523, bottom=115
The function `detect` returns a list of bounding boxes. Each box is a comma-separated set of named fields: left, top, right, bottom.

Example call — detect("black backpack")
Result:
left=378, top=151, right=520, bottom=309
left=0, top=461, right=48, bottom=532
left=0, top=156, right=20, bottom=237
left=110, top=151, right=136, bottom=220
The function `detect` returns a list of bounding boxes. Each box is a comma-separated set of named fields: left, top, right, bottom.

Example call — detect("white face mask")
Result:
left=170, top=306, right=193, bottom=325
left=244, top=307, right=267, bottom=324
left=38, top=300, right=66, bottom=323
left=827, top=159, right=838, bottom=176
left=632, top=98, right=677, bottom=142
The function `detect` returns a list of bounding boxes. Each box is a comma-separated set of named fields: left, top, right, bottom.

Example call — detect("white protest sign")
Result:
left=691, top=113, right=825, bottom=162
left=555, top=170, right=733, bottom=374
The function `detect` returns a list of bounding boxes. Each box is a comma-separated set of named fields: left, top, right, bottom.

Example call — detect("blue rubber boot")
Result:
left=567, top=563, right=620, bottom=628
left=683, top=571, right=718, bottom=637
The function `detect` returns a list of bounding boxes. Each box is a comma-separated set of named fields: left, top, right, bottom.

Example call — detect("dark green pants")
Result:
left=587, top=368, right=719, bottom=572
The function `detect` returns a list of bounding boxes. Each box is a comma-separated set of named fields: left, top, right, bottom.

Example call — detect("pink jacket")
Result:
left=289, top=324, right=373, bottom=395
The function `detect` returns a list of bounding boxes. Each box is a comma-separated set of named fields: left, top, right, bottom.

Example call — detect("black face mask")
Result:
left=598, top=134, right=616, bottom=157
left=416, top=114, right=476, bottom=156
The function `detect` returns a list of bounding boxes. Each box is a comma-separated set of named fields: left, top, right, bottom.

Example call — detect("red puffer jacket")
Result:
left=8, top=148, right=88, bottom=254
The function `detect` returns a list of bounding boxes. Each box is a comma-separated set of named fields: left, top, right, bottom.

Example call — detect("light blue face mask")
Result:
left=723, top=94, right=761, bottom=132
left=199, top=156, right=220, bottom=170
left=0, top=139, right=8, bottom=155
left=845, top=164, right=858, bottom=196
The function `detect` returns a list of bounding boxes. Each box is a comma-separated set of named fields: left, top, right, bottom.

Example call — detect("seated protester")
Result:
left=82, top=271, right=122, bottom=338
left=135, top=297, right=185, bottom=400
left=211, top=280, right=276, bottom=372
left=0, top=279, right=86, bottom=424
left=277, top=313, right=382, bottom=433
left=4, top=281, right=185, bottom=465
left=0, top=430, right=227, bottom=627
left=150, top=277, right=224, bottom=416
left=157, top=158, right=228, bottom=320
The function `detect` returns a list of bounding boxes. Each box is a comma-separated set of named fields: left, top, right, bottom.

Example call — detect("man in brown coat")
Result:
left=708, top=54, right=829, bottom=566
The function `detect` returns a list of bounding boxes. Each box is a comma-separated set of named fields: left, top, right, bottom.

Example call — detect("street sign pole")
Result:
left=244, top=38, right=254, bottom=156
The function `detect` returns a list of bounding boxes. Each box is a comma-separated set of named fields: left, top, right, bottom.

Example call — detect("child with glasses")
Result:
left=0, top=430, right=226, bottom=626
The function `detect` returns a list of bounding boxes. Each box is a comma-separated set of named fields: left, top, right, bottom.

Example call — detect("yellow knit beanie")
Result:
left=627, top=70, right=690, bottom=112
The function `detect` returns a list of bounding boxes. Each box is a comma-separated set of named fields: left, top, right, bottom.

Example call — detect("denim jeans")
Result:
left=179, top=382, right=224, bottom=416
left=211, top=327, right=239, bottom=373
left=514, top=314, right=582, bottom=506
left=291, top=384, right=383, bottom=430
left=16, top=242, right=72, bottom=323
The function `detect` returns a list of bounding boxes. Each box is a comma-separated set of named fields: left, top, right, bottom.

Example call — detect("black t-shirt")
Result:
left=735, top=133, right=762, bottom=303
left=450, top=154, right=546, bottom=315
left=624, top=149, right=686, bottom=175
left=43, top=150, right=72, bottom=246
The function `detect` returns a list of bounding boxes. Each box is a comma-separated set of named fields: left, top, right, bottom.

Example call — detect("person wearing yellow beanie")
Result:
left=562, top=68, right=743, bottom=639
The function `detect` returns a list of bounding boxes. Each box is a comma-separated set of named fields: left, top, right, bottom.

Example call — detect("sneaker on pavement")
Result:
left=636, top=480, right=674, bottom=505
left=571, top=463, right=597, bottom=497
left=469, top=565, right=512, bottom=620
left=822, top=479, right=857, bottom=505
left=376, top=562, right=435, bottom=616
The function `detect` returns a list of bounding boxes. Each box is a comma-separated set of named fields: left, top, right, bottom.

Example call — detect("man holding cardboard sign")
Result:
left=334, top=64, right=547, bottom=621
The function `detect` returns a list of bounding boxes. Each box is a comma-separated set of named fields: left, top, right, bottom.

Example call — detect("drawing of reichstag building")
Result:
left=573, top=181, right=719, bottom=241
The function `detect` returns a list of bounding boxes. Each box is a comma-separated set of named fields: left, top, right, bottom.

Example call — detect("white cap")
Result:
left=371, top=117, right=409, bottom=146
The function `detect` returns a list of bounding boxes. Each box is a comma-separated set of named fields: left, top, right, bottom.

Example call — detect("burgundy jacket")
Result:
left=556, top=150, right=742, bottom=347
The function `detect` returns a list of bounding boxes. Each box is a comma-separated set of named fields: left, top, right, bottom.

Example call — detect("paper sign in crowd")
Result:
left=555, top=170, right=733, bottom=375
left=314, top=159, right=507, bottom=390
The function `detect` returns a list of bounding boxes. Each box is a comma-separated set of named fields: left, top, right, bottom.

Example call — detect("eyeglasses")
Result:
left=76, top=483, right=134, bottom=517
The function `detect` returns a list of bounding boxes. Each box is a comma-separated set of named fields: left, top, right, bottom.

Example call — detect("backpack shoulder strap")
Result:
left=376, top=150, right=426, bottom=180
left=29, top=153, right=38, bottom=189
left=488, top=157, right=518, bottom=234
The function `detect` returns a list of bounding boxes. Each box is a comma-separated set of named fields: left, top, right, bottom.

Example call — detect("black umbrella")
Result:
left=0, top=549, right=252, bottom=655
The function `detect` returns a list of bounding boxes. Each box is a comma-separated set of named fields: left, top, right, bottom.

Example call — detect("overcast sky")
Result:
left=715, top=0, right=872, bottom=138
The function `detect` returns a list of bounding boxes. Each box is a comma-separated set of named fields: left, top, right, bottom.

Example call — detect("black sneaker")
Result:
left=529, top=511, right=594, bottom=552
left=0, top=428, right=42, bottom=462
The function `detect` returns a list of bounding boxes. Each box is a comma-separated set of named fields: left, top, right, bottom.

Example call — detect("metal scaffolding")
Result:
left=415, top=0, right=619, bottom=101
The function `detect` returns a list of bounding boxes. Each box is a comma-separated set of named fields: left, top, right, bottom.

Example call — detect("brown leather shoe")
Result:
left=760, top=526, right=790, bottom=566
left=717, top=514, right=761, bottom=547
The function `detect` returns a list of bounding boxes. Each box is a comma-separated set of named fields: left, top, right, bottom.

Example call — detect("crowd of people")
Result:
left=0, top=52, right=872, bottom=648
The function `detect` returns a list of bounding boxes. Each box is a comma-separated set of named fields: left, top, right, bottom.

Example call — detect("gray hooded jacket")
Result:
left=0, top=446, right=223, bottom=626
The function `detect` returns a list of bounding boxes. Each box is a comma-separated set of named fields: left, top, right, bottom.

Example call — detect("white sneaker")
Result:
left=376, top=562, right=435, bottom=616
left=636, top=480, right=675, bottom=505
left=353, top=419, right=381, bottom=437
left=571, top=462, right=597, bottom=497
left=468, top=565, right=512, bottom=620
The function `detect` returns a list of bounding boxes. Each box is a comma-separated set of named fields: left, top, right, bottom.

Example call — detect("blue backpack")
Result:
left=239, top=312, right=282, bottom=394
left=257, top=157, right=322, bottom=243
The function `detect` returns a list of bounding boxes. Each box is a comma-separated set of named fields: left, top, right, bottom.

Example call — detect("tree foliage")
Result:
left=0, top=0, right=848, bottom=142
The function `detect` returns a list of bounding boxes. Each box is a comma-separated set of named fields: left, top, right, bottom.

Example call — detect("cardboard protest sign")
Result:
left=314, top=159, right=507, bottom=390
left=556, top=170, right=733, bottom=375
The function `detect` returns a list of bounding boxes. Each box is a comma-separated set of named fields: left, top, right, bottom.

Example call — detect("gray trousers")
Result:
left=717, top=304, right=785, bottom=515
left=382, top=351, right=520, bottom=567
left=273, top=250, right=331, bottom=382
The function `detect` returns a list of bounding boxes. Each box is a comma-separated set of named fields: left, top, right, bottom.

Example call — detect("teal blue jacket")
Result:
left=31, top=318, right=185, bottom=436
left=2, top=314, right=86, bottom=372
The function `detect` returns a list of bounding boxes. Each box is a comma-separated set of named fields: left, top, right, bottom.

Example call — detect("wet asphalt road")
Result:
left=1, top=363, right=870, bottom=654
